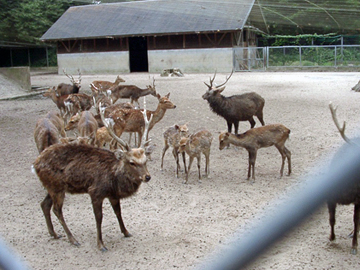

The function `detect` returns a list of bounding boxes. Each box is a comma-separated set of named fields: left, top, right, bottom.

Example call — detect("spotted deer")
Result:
left=91, top=75, right=125, bottom=91
left=178, top=129, right=213, bottom=184
left=65, top=111, right=98, bottom=146
left=161, top=123, right=189, bottom=177
left=108, top=93, right=176, bottom=148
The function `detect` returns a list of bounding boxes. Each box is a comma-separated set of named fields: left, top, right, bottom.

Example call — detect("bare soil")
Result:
left=1, top=71, right=360, bottom=269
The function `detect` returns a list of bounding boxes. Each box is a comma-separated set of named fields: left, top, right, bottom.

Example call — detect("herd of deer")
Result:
left=31, top=69, right=359, bottom=255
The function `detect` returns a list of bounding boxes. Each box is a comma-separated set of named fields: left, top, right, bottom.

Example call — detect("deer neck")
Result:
left=139, top=87, right=152, bottom=96
left=114, top=167, right=143, bottom=199
left=229, top=133, right=252, bottom=148
left=148, top=105, right=166, bottom=129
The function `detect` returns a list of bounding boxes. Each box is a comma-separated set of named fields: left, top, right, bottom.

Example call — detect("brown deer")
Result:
left=64, top=93, right=93, bottom=116
left=32, top=99, right=152, bottom=251
left=91, top=75, right=125, bottom=91
left=65, top=111, right=98, bottom=146
left=108, top=93, right=176, bottom=148
left=34, top=118, right=60, bottom=153
left=161, top=123, right=189, bottom=178
left=178, top=129, right=213, bottom=184
left=43, top=87, right=70, bottom=118
left=44, top=111, right=66, bottom=138
left=203, top=70, right=265, bottom=134
left=95, top=126, right=115, bottom=150
left=327, top=102, right=360, bottom=255
left=109, top=78, right=157, bottom=107
left=55, top=68, right=82, bottom=96
left=219, top=124, right=291, bottom=181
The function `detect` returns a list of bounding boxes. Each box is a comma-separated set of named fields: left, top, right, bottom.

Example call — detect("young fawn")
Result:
left=178, top=129, right=213, bottom=184
left=161, top=123, right=189, bottom=177
left=219, top=124, right=291, bottom=181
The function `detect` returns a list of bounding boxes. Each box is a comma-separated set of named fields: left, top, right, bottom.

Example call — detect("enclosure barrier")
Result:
left=234, top=45, right=360, bottom=71
left=196, top=138, right=360, bottom=269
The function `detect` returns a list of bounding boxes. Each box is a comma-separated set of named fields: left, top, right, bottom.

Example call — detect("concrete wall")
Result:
left=57, top=48, right=233, bottom=74
left=148, top=48, right=233, bottom=73
left=0, top=66, right=31, bottom=91
left=57, top=51, right=130, bottom=74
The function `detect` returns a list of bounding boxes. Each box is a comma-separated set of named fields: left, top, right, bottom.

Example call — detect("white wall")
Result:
left=57, top=51, right=130, bottom=74
left=148, top=48, right=233, bottom=73
left=57, top=48, right=233, bottom=74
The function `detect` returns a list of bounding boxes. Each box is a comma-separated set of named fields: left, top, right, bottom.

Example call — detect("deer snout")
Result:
left=144, top=174, right=151, bottom=182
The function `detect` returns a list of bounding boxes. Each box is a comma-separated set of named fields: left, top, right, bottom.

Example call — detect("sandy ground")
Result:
left=1, top=71, right=360, bottom=269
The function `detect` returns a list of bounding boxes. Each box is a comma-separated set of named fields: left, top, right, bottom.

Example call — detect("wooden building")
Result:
left=41, top=0, right=261, bottom=74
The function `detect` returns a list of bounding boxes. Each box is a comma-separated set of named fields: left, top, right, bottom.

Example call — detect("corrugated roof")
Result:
left=41, top=0, right=255, bottom=41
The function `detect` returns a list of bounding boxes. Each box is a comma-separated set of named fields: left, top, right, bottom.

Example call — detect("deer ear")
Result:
left=165, top=92, right=170, bottom=98
left=174, top=124, right=179, bottom=130
left=216, top=86, right=226, bottom=93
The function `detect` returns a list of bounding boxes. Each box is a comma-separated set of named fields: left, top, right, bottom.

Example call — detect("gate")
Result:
left=233, top=46, right=266, bottom=71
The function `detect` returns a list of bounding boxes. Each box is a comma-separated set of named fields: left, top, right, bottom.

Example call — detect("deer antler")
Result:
left=63, top=68, right=76, bottom=84
left=204, top=70, right=217, bottom=88
left=329, top=102, right=355, bottom=145
left=216, top=69, right=234, bottom=88
left=140, top=97, right=153, bottom=149
left=99, top=102, right=130, bottom=151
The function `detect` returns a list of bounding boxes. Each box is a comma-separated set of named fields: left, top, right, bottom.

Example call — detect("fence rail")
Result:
left=234, top=45, right=360, bottom=71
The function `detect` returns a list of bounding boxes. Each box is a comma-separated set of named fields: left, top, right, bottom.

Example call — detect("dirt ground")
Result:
left=1, top=71, right=360, bottom=269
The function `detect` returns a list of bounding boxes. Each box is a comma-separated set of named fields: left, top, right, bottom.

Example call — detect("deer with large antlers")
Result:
left=56, top=68, right=82, bottom=96
left=108, top=78, right=157, bottom=107
left=32, top=98, right=153, bottom=251
left=91, top=75, right=125, bottom=92
left=219, top=124, right=291, bottom=181
left=108, top=92, right=176, bottom=148
left=203, top=70, right=265, bottom=134
left=327, top=102, right=360, bottom=255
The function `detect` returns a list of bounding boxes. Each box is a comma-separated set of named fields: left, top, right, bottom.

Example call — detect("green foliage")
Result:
left=0, top=0, right=83, bottom=44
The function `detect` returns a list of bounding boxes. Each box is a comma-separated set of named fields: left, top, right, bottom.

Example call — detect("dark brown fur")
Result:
left=203, top=90, right=265, bottom=134
left=33, top=143, right=150, bottom=251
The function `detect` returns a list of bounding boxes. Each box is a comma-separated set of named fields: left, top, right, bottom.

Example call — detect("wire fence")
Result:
left=234, top=45, right=360, bottom=71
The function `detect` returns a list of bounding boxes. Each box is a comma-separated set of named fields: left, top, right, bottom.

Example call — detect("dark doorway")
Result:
left=129, top=37, right=148, bottom=72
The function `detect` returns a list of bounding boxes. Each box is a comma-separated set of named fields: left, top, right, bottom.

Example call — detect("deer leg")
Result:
left=160, top=143, right=169, bottom=171
left=182, top=151, right=187, bottom=174
left=172, top=148, right=180, bottom=177
left=234, top=122, right=239, bottom=135
left=227, top=121, right=232, bottom=133
left=197, top=156, right=202, bottom=182
left=275, top=145, right=286, bottom=177
left=248, top=151, right=256, bottom=181
left=184, top=157, right=194, bottom=184
left=205, top=152, right=210, bottom=177
left=351, top=204, right=360, bottom=255
left=91, top=197, right=107, bottom=252
left=249, top=117, right=256, bottom=129
left=51, top=192, right=80, bottom=246
left=328, top=202, right=336, bottom=242
left=285, top=146, right=292, bottom=175
left=41, top=193, right=60, bottom=239
left=256, top=111, right=265, bottom=126
left=109, top=198, right=131, bottom=238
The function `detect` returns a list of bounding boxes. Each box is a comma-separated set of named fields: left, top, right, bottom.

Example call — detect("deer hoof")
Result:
left=100, top=246, right=108, bottom=252
left=351, top=248, right=357, bottom=255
